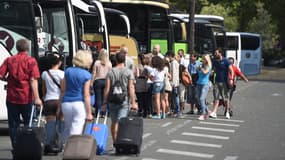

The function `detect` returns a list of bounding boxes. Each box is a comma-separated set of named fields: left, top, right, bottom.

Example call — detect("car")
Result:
left=267, top=57, right=285, bottom=67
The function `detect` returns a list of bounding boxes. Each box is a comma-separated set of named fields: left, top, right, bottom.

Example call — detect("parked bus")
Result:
left=194, top=15, right=227, bottom=50
left=104, top=8, right=139, bottom=64
left=169, top=13, right=218, bottom=60
left=0, top=0, right=111, bottom=120
left=225, top=32, right=262, bottom=75
left=195, top=15, right=225, bottom=28
left=100, top=0, right=172, bottom=54
left=170, top=13, right=227, bottom=53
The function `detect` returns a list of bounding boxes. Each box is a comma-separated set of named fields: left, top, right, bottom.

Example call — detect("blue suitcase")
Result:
left=84, top=111, right=108, bottom=155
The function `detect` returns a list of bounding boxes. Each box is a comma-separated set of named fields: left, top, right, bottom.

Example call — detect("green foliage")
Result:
left=169, top=0, right=190, bottom=12
left=168, top=0, right=285, bottom=53
left=247, top=2, right=279, bottom=51
left=200, top=3, right=238, bottom=31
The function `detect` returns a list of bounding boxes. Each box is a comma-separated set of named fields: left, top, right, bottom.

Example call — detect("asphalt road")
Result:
left=0, top=67, right=285, bottom=160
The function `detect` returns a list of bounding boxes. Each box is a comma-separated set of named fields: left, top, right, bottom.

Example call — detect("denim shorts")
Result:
left=152, top=82, right=164, bottom=94
left=109, top=100, right=129, bottom=122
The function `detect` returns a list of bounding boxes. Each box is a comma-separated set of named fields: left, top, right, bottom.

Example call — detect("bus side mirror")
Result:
left=35, top=17, right=42, bottom=30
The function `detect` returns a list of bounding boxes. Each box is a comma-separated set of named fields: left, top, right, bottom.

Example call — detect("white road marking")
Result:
left=142, top=158, right=161, bottom=160
left=114, top=157, right=129, bottom=160
left=192, top=126, right=235, bottom=133
left=161, top=122, right=173, bottom=128
left=141, top=140, right=157, bottom=151
left=272, top=93, right=281, bottom=96
left=143, top=133, right=152, bottom=139
left=166, top=120, right=191, bottom=135
left=182, top=132, right=230, bottom=140
left=224, top=156, right=238, bottom=160
left=171, top=140, right=222, bottom=148
left=199, top=121, right=240, bottom=127
left=157, top=148, right=214, bottom=159
left=211, top=118, right=245, bottom=123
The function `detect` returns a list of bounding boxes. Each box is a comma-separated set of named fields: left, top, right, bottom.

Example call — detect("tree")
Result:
left=206, top=0, right=256, bottom=31
left=247, top=2, right=279, bottom=51
left=200, top=3, right=238, bottom=31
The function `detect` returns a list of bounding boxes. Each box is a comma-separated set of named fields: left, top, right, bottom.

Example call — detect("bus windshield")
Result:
left=241, top=35, right=260, bottom=50
left=41, top=6, right=70, bottom=56
left=0, top=1, right=35, bottom=55
left=102, top=2, right=170, bottom=53
left=194, top=22, right=215, bottom=54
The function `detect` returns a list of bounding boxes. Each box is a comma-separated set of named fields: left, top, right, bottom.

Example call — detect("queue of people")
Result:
left=133, top=45, right=249, bottom=121
left=0, top=39, right=248, bottom=156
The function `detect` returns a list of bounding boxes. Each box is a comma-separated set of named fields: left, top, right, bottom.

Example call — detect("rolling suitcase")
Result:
left=62, top=134, right=96, bottom=160
left=13, top=105, right=45, bottom=160
left=84, top=110, right=108, bottom=155
left=115, top=110, right=143, bottom=155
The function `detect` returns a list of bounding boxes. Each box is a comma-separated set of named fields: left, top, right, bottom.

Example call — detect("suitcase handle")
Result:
left=29, top=104, right=43, bottom=127
left=96, top=109, right=108, bottom=125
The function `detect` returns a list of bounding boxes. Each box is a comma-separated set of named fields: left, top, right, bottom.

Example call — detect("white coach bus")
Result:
left=226, top=32, right=262, bottom=75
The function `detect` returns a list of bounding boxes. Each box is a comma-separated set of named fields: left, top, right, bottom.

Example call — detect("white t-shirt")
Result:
left=150, top=68, right=165, bottom=82
left=144, top=65, right=153, bottom=84
left=41, top=69, right=64, bottom=101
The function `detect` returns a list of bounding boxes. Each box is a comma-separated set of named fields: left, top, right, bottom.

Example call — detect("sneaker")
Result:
left=225, top=112, right=231, bottom=119
left=197, top=115, right=205, bottom=121
left=209, top=112, right=217, bottom=118
left=197, top=110, right=203, bottom=115
left=152, top=115, right=161, bottom=119
left=187, top=110, right=194, bottom=114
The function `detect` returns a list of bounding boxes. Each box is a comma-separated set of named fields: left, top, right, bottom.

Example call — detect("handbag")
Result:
left=181, top=71, right=192, bottom=86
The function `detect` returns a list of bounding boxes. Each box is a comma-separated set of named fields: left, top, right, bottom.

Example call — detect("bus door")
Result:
left=149, top=6, right=171, bottom=55
left=225, top=35, right=240, bottom=67
left=169, top=16, right=188, bottom=55
left=239, top=34, right=262, bottom=75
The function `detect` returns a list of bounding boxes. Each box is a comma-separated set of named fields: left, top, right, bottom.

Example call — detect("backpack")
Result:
left=108, top=69, right=127, bottom=104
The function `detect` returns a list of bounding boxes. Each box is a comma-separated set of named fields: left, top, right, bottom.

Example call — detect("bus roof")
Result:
left=170, top=14, right=211, bottom=24
left=99, top=0, right=169, bottom=9
left=226, top=32, right=260, bottom=37
left=170, top=13, right=225, bottom=27
left=170, top=13, right=224, bottom=20
left=194, top=15, right=224, bottom=21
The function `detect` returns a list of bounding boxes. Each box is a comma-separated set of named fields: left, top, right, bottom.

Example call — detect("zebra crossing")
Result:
left=142, top=117, right=244, bottom=160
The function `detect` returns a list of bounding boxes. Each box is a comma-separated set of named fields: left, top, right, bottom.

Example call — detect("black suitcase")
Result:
left=62, top=135, right=97, bottom=160
left=13, top=105, right=45, bottom=160
left=115, top=116, right=143, bottom=155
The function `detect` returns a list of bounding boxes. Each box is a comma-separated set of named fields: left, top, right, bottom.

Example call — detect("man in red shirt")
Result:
left=0, top=39, right=42, bottom=150
left=228, top=57, right=249, bottom=100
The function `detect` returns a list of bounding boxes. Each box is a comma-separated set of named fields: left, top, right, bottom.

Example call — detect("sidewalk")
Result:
left=247, top=66, right=285, bottom=82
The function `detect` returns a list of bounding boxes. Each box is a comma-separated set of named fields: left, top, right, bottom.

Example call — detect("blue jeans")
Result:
left=6, top=101, right=33, bottom=149
left=187, top=84, right=198, bottom=105
left=171, top=87, right=180, bottom=113
left=196, top=83, right=210, bottom=115
left=94, top=79, right=105, bottom=114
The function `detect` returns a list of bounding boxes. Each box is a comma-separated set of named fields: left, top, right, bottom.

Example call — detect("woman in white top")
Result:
left=150, top=56, right=166, bottom=119
left=163, top=58, right=172, bottom=116
left=41, top=52, right=64, bottom=153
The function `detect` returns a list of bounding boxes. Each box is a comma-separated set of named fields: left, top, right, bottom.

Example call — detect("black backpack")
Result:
left=108, top=69, right=127, bottom=104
